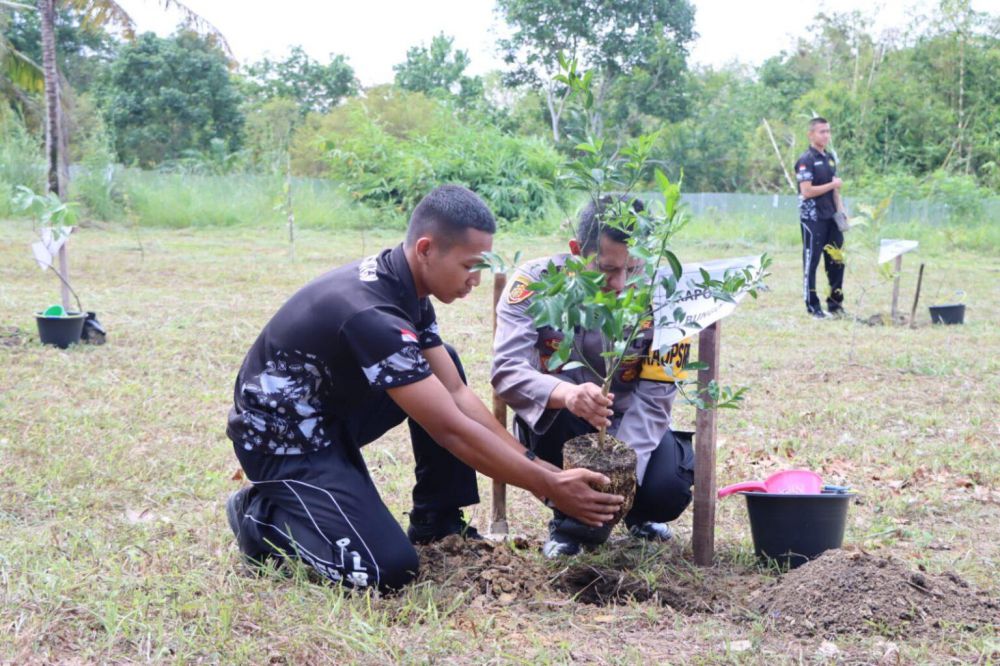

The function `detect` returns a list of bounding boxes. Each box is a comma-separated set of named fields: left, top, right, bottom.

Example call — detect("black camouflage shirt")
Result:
left=795, top=146, right=837, bottom=221
left=226, top=244, right=442, bottom=455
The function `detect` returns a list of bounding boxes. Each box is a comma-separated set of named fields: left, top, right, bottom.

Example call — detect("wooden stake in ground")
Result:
left=693, top=322, right=721, bottom=566
left=910, top=263, right=925, bottom=329
left=490, top=273, right=509, bottom=536
left=57, top=245, right=71, bottom=312
left=891, top=255, right=903, bottom=321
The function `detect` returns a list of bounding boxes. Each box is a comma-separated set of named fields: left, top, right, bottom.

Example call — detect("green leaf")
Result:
left=664, top=250, right=682, bottom=280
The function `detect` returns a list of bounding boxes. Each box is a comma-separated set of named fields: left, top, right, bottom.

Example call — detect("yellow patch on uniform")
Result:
left=639, top=339, right=692, bottom=383
left=507, top=275, right=534, bottom=304
left=619, top=359, right=641, bottom=383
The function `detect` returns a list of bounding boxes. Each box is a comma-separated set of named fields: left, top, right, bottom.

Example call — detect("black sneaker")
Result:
left=407, top=509, right=482, bottom=545
left=628, top=521, right=673, bottom=542
left=828, top=307, right=848, bottom=319
left=811, top=310, right=833, bottom=320
left=226, top=486, right=260, bottom=564
left=542, top=531, right=582, bottom=559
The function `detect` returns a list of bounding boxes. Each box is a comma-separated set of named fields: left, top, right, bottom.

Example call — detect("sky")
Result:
left=115, top=0, right=1000, bottom=86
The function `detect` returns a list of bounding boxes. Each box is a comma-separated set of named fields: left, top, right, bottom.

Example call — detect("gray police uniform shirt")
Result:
left=490, top=253, right=691, bottom=484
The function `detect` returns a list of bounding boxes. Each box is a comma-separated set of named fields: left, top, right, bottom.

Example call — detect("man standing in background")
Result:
left=795, top=117, right=847, bottom=319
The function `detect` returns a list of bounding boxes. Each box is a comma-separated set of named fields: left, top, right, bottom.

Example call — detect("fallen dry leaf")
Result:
left=125, top=509, right=156, bottom=524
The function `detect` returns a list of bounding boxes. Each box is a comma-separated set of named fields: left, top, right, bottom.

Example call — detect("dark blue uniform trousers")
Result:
left=230, top=345, right=478, bottom=592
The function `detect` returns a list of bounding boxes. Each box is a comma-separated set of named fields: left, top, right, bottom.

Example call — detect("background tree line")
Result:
left=2, top=0, right=998, bottom=226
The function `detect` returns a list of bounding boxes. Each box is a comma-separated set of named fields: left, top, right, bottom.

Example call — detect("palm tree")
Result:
left=31, top=0, right=230, bottom=198
left=1, top=1, right=45, bottom=111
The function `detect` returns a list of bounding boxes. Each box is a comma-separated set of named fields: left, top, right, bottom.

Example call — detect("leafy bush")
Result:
left=852, top=170, right=991, bottom=224
left=291, top=87, right=566, bottom=227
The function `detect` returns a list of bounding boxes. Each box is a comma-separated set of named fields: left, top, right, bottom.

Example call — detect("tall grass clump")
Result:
left=119, top=170, right=268, bottom=227
left=118, top=170, right=370, bottom=230
left=0, top=112, right=45, bottom=215
left=71, top=131, right=124, bottom=222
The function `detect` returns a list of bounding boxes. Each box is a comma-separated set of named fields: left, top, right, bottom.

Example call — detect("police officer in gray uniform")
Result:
left=491, top=198, right=695, bottom=557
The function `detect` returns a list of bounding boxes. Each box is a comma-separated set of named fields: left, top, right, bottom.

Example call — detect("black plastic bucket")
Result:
left=929, top=303, right=965, bottom=325
left=35, top=311, right=87, bottom=348
left=743, top=492, right=853, bottom=569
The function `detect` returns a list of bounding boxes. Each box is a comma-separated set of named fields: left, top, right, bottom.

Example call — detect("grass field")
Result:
left=1, top=215, right=997, bottom=664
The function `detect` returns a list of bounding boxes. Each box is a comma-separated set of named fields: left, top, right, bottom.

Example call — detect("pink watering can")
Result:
left=718, top=469, right=824, bottom=498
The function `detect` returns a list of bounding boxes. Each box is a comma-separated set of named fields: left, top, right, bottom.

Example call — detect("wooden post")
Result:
left=490, top=273, right=509, bottom=536
left=890, top=255, right=903, bottom=321
left=57, top=245, right=71, bottom=312
left=693, top=321, right=721, bottom=566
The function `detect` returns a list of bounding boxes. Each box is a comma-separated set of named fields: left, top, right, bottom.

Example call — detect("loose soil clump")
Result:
left=562, top=433, right=637, bottom=528
left=416, top=537, right=746, bottom=614
left=755, top=549, right=1000, bottom=637
left=0, top=326, right=28, bottom=347
left=415, top=535, right=548, bottom=606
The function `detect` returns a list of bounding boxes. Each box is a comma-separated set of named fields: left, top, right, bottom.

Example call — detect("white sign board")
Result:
left=878, top=239, right=918, bottom=265
left=652, top=255, right=763, bottom=350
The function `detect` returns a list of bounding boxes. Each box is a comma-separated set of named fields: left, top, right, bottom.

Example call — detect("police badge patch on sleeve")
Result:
left=507, top=274, right=534, bottom=304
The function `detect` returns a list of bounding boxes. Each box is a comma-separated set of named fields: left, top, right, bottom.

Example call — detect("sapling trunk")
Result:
left=41, top=262, right=83, bottom=313
left=597, top=377, right=612, bottom=448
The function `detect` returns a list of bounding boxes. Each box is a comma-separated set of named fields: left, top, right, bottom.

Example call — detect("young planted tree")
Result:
left=493, top=61, right=769, bottom=522
left=13, top=183, right=81, bottom=312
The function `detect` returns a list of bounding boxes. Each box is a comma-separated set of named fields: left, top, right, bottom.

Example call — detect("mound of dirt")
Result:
left=416, top=535, right=549, bottom=606
left=754, top=549, right=1000, bottom=637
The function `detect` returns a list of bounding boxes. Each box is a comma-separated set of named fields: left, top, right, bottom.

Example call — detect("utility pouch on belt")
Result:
left=833, top=211, right=850, bottom=233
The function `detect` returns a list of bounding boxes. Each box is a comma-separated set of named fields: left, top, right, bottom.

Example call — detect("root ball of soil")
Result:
left=562, top=433, right=637, bottom=528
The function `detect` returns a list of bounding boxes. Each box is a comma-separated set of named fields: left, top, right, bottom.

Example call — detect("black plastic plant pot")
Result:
left=929, top=303, right=965, bottom=325
left=35, top=311, right=87, bottom=348
left=743, top=492, right=854, bottom=570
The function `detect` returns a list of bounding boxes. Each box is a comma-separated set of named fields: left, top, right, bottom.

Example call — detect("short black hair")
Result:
left=576, top=195, right=645, bottom=255
left=405, top=184, right=496, bottom=249
left=809, top=117, right=829, bottom=130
